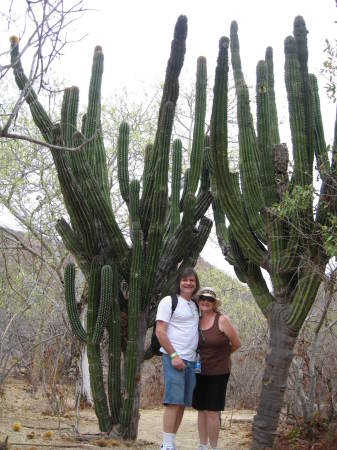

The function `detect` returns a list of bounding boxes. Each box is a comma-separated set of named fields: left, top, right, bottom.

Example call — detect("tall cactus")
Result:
left=9, top=16, right=212, bottom=438
left=210, top=17, right=336, bottom=449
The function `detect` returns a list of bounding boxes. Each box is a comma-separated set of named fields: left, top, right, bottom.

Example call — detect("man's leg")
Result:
left=163, top=404, right=185, bottom=433
left=173, top=405, right=185, bottom=433
left=206, top=410, right=220, bottom=449
left=161, top=355, right=187, bottom=448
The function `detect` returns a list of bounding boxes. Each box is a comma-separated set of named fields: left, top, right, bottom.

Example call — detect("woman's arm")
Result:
left=219, top=314, right=241, bottom=353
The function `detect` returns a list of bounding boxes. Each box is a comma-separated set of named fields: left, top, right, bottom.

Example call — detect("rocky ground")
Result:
left=0, top=378, right=254, bottom=450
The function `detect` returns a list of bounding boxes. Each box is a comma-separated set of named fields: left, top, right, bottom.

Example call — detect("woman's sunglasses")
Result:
left=199, top=295, right=216, bottom=303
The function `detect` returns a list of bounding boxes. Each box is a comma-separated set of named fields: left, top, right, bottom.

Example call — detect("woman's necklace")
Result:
left=199, top=313, right=216, bottom=342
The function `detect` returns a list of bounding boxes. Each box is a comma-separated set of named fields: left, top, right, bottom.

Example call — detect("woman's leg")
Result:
left=197, top=410, right=208, bottom=445
left=206, top=410, right=220, bottom=448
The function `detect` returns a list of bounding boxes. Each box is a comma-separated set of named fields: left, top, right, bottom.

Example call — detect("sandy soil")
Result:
left=0, top=378, right=254, bottom=450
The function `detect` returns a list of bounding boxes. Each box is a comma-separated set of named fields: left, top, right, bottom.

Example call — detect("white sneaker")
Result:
left=160, top=445, right=177, bottom=450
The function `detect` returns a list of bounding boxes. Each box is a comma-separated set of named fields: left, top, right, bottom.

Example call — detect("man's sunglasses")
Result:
left=199, top=295, right=216, bottom=302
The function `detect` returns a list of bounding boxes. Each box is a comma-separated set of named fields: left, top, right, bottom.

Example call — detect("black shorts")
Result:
left=192, top=373, right=230, bottom=411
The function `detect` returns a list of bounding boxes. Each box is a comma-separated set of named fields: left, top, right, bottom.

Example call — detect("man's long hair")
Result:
left=171, top=267, right=200, bottom=298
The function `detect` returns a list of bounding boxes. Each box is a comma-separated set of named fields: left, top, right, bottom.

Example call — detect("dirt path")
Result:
left=0, top=379, right=253, bottom=449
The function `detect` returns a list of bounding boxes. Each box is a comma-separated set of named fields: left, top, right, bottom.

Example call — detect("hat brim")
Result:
left=196, top=293, right=218, bottom=302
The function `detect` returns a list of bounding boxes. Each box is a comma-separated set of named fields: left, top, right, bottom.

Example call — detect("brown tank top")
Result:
left=199, top=314, right=231, bottom=375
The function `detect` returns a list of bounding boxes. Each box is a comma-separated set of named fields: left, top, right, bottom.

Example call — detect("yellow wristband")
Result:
left=169, top=351, right=178, bottom=359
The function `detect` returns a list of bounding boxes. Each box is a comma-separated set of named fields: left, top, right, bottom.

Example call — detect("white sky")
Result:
left=62, top=0, right=336, bottom=100
left=2, top=0, right=337, bottom=274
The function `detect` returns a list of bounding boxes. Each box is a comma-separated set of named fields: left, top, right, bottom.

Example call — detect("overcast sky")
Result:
left=2, top=0, right=337, bottom=274
left=61, top=1, right=336, bottom=99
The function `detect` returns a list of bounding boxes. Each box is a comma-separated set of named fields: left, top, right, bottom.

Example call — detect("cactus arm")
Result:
left=60, top=87, right=84, bottom=182
left=56, top=218, right=91, bottom=277
left=265, top=47, right=280, bottom=146
left=128, top=180, right=142, bottom=326
left=51, top=125, right=98, bottom=258
left=185, top=56, right=207, bottom=195
left=179, top=168, right=190, bottom=211
left=211, top=189, right=233, bottom=265
left=294, top=16, right=314, bottom=179
left=198, top=137, right=211, bottom=193
left=61, top=87, right=79, bottom=149
left=117, top=122, right=130, bottom=206
left=179, top=57, right=210, bottom=225
left=282, top=28, right=316, bottom=263
left=256, top=59, right=285, bottom=273
left=87, top=258, right=101, bottom=340
left=178, top=216, right=212, bottom=269
left=10, top=41, right=99, bottom=259
left=170, top=139, right=182, bottom=235
left=287, top=267, right=323, bottom=330
left=64, top=263, right=87, bottom=343
left=142, top=143, right=153, bottom=195
left=310, top=75, right=329, bottom=176
left=157, top=214, right=211, bottom=294
left=209, top=135, right=234, bottom=266
left=120, top=180, right=142, bottom=430
left=256, top=60, right=277, bottom=207
left=92, top=265, right=113, bottom=344
left=228, top=228, right=273, bottom=315
left=108, top=264, right=122, bottom=424
left=230, top=22, right=266, bottom=241
left=120, top=341, right=137, bottom=434
left=156, top=216, right=212, bottom=299
left=10, top=37, right=53, bottom=142
left=245, top=264, right=274, bottom=316
left=284, top=36, right=309, bottom=187
left=193, top=136, right=212, bottom=221
left=263, top=208, right=284, bottom=275
left=311, top=74, right=333, bottom=227
left=69, top=131, right=130, bottom=278
left=87, top=257, right=111, bottom=432
left=140, top=15, right=187, bottom=234
left=142, top=102, right=174, bottom=304
left=82, top=46, right=110, bottom=202
left=194, top=190, right=212, bottom=222
left=211, top=36, right=266, bottom=267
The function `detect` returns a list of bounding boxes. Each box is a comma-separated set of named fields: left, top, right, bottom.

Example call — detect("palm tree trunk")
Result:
left=251, top=303, right=298, bottom=449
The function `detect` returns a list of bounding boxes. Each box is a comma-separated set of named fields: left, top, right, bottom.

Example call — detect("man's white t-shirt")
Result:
left=156, top=294, right=199, bottom=362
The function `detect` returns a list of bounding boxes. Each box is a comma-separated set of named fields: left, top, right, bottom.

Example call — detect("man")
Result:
left=156, top=267, right=200, bottom=450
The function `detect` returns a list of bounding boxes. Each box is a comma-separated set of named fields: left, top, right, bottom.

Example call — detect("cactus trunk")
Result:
left=251, top=304, right=298, bottom=449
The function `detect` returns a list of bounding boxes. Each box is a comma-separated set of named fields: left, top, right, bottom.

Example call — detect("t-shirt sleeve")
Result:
left=156, top=296, right=173, bottom=323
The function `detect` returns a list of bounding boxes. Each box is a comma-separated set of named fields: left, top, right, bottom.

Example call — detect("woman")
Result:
left=192, top=287, right=241, bottom=450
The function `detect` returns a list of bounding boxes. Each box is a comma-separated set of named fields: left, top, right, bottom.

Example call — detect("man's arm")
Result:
left=156, top=320, right=185, bottom=370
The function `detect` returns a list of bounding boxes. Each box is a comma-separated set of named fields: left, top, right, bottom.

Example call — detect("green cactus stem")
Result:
left=117, top=122, right=130, bottom=205
left=170, top=139, right=182, bottom=235
left=87, top=258, right=111, bottom=432
left=108, top=264, right=122, bottom=424
left=64, top=263, right=87, bottom=343
left=92, top=265, right=113, bottom=344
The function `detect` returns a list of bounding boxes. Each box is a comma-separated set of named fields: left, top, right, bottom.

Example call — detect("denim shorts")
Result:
left=162, top=353, right=196, bottom=406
